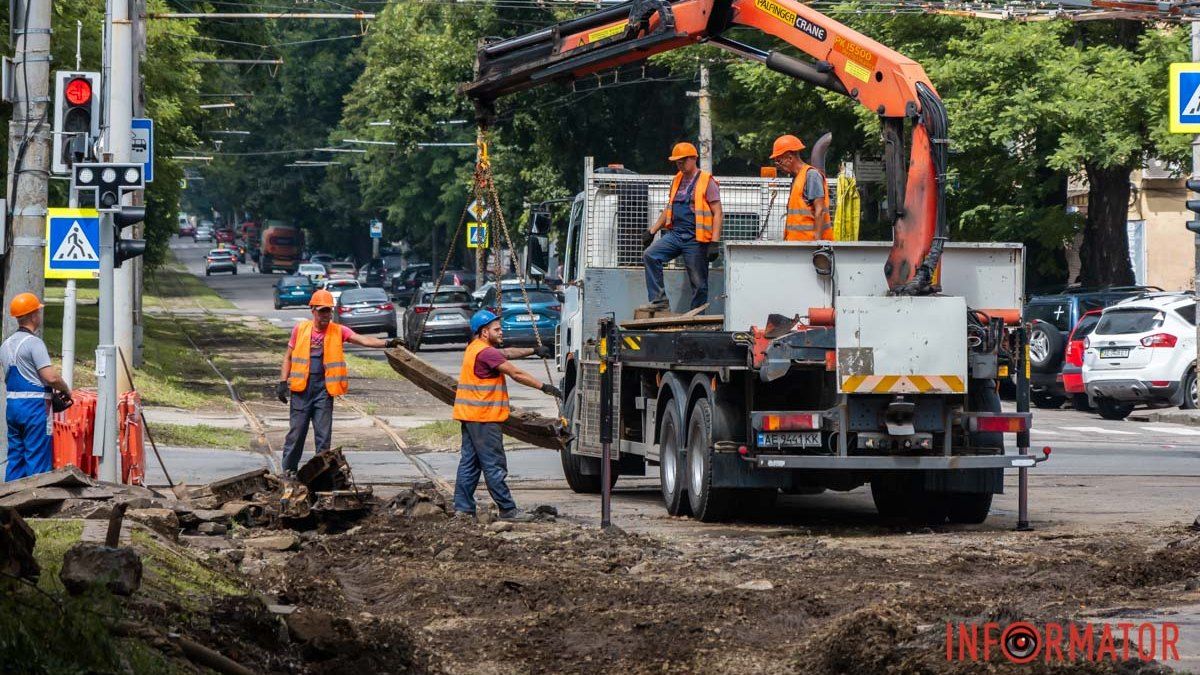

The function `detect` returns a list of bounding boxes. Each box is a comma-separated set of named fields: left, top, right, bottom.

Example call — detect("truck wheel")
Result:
left=870, top=479, right=907, bottom=519
left=658, top=403, right=689, bottom=516
left=871, top=475, right=948, bottom=526
left=685, top=399, right=731, bottom=522
left=945, top=492, right=993, bottom=524
left=1096, top=398, right=1134, bottom=421
left=558, top=387, right=616, bottom=494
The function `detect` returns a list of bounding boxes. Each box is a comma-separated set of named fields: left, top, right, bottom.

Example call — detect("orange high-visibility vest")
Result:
left=784, top=163, right=833, bottom=241
left=453, top=338, right=510, bottom=423
left=288, top=320, right=350, bottom=396
left=664, top=170, right=717, bottom=243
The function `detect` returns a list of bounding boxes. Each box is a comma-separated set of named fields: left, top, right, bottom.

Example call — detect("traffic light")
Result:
left=1187, top=179, right=1200, bottom=235
left=52, top=71, right=100, bottom=175
left=72, top=163, right=144, bottom=211
left=114, top=205, right=146, bottom=268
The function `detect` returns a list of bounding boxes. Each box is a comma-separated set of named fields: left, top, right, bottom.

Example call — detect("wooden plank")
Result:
left=620, top=314, right=725, bottom=330
left=385, top=347, right=565, bottom=451
left=0, top=466, right=95, bottom=500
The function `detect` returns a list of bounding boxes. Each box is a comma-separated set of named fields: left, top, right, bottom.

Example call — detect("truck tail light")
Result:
left=1141, top=333, right=1177, bottom=348
left=755, top=413, right=820, bottom=431
left=967, top=413, right=1031, bottom=433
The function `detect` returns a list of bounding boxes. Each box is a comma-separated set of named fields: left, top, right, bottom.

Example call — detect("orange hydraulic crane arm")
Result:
left=461, top=0, right=948, bottom=294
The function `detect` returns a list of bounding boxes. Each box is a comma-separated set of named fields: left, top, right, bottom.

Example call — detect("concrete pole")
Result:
left=698, top=64, right=713, bottom=174
left=3, top=0, right=52, bottom=338
left=131, top=0, right=147, bottom=368
left=110, top=0, right=135, bottom=394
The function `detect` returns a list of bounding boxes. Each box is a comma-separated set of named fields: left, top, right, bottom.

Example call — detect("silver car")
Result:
left=335, top=287, right=396, bottom=337
left=402, top=285, right=472, bottom=351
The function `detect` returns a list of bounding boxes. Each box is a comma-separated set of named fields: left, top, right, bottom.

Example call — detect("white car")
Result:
left=297, top=263, right=327, bottom=283
left=319, top=278, right=362, bottom=303
left=1082, top=292, right=1197, bottom=420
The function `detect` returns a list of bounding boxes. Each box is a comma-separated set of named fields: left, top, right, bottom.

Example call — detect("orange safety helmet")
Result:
left=770, top=134, right=806, bottom=159
left=309, top=289, right=335, bottom=308
left=668, top=142, right=699, bottom=161
left=9, top=292, right=43, bottom=318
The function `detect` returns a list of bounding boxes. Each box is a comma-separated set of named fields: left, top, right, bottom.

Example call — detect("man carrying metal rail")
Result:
left=453, top=309, right=559, bottom=521
left=641, top=142, right=723, bottom=312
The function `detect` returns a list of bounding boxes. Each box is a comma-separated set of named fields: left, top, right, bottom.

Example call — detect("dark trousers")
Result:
left=643, top=230, right=709, bottom=310
left=282, top=386, right=333, bottom=472
left=453, top=421, right=516, bottom=514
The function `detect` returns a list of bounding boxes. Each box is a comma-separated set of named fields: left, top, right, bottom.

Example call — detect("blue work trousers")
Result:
left=453, top=421, right=516, bottom=514
left=6, top=398, right=52, bottom=482
left=643, top=230, right=709, bottom=310
left=282, top=385, right=333, bottom=473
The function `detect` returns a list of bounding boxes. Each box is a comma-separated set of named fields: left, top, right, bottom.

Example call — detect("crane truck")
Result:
left=462, top=0, right=1047, bottom=524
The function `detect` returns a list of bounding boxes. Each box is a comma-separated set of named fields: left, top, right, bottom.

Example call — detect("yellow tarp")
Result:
left=834, top=173, right=860, bottom=241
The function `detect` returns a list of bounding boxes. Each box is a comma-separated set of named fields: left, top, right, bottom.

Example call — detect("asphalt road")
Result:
left=168, top=237, right=1200, bottom=484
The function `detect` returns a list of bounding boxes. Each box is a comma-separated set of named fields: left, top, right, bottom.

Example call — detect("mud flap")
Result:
left=711, top=453, right=793, bottom=489
left=921, top=468, right=1003, bottom=494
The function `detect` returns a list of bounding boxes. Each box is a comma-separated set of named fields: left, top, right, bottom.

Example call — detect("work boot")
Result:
left=498, top=508, right=534, bottom=523
left=452, top=510, right=475, bottom=521
left=636, top=298, right=670, bottom=313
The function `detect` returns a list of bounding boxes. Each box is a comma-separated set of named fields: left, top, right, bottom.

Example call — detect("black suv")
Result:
left=1024, top=285, right=1159, bottom=408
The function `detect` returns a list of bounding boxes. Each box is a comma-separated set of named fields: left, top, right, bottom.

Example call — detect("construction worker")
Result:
left=2, top=293, right=72, bottom=481
left=642, top=142, right=723, bottom=311
left=770, top=134, right=833, bottom=240
left=453, top=309, right=559, bottom=521
left=276, top=289, right=399, bottom=475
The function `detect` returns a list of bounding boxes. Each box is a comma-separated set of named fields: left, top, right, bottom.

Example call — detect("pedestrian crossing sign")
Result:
left=45, top=207, right=101, bottom=280
left=1170, top=63, right=1200, bottom=133
left=466, top=221, right=488, bottom=249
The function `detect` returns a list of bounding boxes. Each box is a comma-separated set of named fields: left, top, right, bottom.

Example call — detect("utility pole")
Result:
left=131, top=0, right=147, bottom=367
left=1193, top=22, right=1199, bottom=405
left=110, top=0, right=135, bottom=395
left=62, top=21, right=86, bottom=389
left=3, top=0, right=52, bottom=338
left=697, top=64, right=713, bottom=173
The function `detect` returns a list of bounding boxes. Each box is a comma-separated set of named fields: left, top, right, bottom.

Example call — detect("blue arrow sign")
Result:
left=45, top=207, right=101, bottom=280
left=131, top=117, right=154, bottom=182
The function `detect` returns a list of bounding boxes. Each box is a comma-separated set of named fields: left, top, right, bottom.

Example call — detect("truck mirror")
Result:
left=526, top=234, right=550, bottom=278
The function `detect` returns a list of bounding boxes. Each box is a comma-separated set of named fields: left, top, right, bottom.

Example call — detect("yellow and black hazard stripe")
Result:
left=840, top=375, right=965, bottom=394
left=622, top=335, right=642, bottom=351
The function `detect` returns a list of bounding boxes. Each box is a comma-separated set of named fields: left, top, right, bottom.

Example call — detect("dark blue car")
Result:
left=480, top=284, right=561, bottom=353
left=273, top=275, right=315, bottom=309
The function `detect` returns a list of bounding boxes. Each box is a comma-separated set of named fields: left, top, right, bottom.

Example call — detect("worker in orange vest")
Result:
left=452, top=309, right=559, bottom=521
left=770, top=134, right=833, bottom=241
left=276, top=289, right=399, bottom=475
left=641, top=142, right=723, bottom=311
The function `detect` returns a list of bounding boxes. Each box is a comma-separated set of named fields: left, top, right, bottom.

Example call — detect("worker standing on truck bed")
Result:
left=453, top=309, right=559, bottom=521
left=3, top=293, right=72, bottom=481
left=276, top=289, right=399, bottom=476
left=641, top=142, right=723, bottom=311
left=771, top=134, right=833, bottom=241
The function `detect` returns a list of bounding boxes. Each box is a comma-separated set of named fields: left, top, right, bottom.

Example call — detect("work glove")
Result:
left=540, top=383, right=563, bottom=399
left=641, top=229, right=656, bottom=249
left=534, top=345, right=553, bottom=359
left=275, top=381, right=290, bottom=404
left=707, top=247, right=721, bottom=264
left=386, top=338, right=403, bottom=349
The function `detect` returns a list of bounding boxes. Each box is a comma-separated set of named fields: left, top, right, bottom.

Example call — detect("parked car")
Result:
left=1082, top=292, right=1198, bottom=420
left=1024, top=286, right=1159, bottom=408
left=389, top=263, right=431, bottom=303
left=401, top=285, right=473, bottom=351
left=273, top=275, right=316, bottom=309
left=394, top=268, right=475, bottom=305
left=194, top=225, right=214, bottom=243
left=1060, top=309, right=1103, bottom=411
left=310, top=253, right=335, bottom=266
left=204, top=248, right=238, bottom=276
left=478, top=283, right=561, bottom=352
left=297, top=262, right=327, bottom=283
left=336, top=288, right=396, bottom=337
left=318, top=277, right=361, bottom=304
left=327, top=261, right=356, bottom=277
left=215, top=228, right=235, bottom=244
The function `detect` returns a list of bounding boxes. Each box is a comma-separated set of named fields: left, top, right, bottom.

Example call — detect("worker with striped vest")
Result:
left=452, top=309, right=559, bottom=521
left=276, top=289, right=399, bottom=475
left=770, top=134, right=833, bottom=241
left=641, top=142, right=724, bottom=312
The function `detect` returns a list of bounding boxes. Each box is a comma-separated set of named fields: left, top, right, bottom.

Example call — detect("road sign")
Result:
left=467, top=221, right=488, bottom=249
left=370, top=219, right=383, bottom=239
left=45, top=207, right=101, bottom=280
left=131, top=118, right=154, bottom=182
left=1170, top=64, right=1200, bottom=133
left=467, top=199, right=490, bottom=222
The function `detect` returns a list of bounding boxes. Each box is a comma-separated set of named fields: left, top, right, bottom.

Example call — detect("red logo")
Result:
left=946, top=621, right=1181, bottom=664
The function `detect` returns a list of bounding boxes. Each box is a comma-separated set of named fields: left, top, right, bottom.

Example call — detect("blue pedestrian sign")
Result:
left=466, top=221, right=488, bottom=249
left=45, top=207, right=101, bottom=280
left=131, top=117, right=154, bottom=182
left=1170, top=64, right=1200, bottom=133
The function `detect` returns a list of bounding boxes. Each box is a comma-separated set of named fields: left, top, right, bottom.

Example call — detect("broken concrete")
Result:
left=197, top=522, right=228, bottom=536
left=243, top=534, right=300, bottom=552
left=127, top=508, right=180, bottom=537
left=59, top=542, right=143, bottom=596
left=0, top=507, right=38, bottom=581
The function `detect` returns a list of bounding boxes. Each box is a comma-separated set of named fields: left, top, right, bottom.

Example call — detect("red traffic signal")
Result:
left=64, top=77, right=92, bottom=106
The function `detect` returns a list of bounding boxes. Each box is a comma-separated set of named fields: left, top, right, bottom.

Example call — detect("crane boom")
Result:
left=461, top=0, right=948, bottom=294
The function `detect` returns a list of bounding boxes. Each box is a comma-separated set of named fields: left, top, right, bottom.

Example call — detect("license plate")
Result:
left=354, top=308, right=378, bottom=315
left=756, top=431, right=821, bottom=448
left=513, top=314, right=535, bottom=322
left=1100, top=348, right=1130, bottom=358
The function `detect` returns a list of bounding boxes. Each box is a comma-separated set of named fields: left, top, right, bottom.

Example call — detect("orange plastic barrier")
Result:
left=51, top=388, right=144, bottom=485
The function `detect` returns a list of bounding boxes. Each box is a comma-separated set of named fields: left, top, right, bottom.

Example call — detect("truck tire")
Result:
left=871, top=474, right=948, bottom=526
left=1096, top=398, right=1134, bottom=421
left=1028, top=320, right=1064, bottom=374
left=559, top=387, right=617, bottom=494
left=658, top=403, right=689, bottom=516
left=685, top=399, right=731, bottom=522
left=968, top=383, right=1003, bottom=452
left=870, top=479, right=907, bottom=519
left=946, top=492, right=993, bottom=524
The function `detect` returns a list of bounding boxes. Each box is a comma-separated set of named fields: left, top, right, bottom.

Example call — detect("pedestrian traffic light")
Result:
left=72, top=162, right=144, bottom=211
left=52, top=71, right=101, bottom=175
left=114, top=205, right=146, bottom=268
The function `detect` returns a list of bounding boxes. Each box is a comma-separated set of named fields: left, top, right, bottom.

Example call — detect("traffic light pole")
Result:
left=108, top=0, right=136, bottom=396
left=1193, top=22, right=1200, bottom=406
left=94, top=211, right=119, bottom=482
